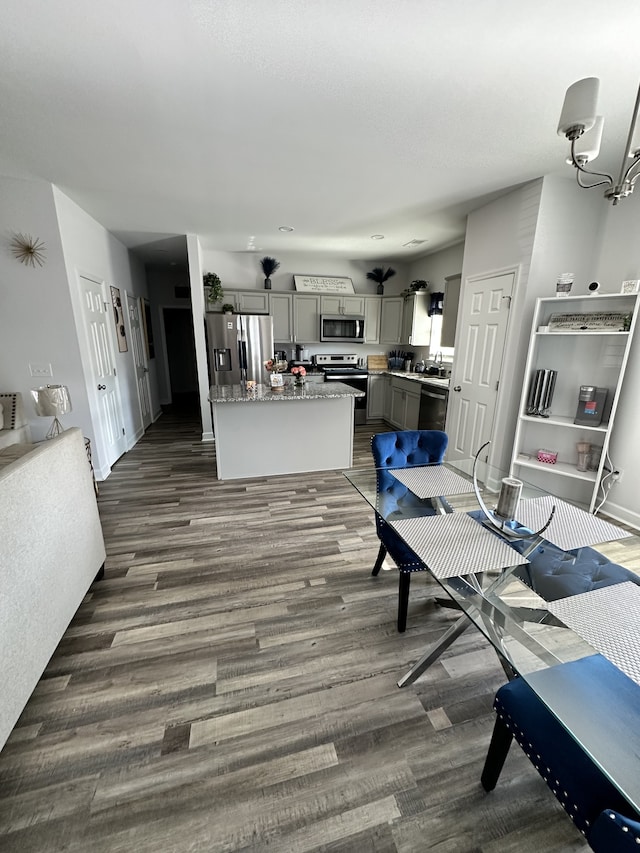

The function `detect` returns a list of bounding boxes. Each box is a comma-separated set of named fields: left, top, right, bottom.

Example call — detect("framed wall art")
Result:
left=293, top=275, right=354, bottom=294
left=110, top=286, right=128, bottom=352
left=621, top=280, right=640, bottom=294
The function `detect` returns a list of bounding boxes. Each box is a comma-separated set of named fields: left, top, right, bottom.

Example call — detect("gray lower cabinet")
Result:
left=389, top=377, right=420, bottom=430
left=366, top=374, right=388, bottom=421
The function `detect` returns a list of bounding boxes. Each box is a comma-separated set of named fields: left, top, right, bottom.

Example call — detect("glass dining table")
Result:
left=344, top=456, right=640, bottom=812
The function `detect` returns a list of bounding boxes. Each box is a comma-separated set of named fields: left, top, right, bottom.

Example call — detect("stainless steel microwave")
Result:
left=320, top=314, right=365, bottom=343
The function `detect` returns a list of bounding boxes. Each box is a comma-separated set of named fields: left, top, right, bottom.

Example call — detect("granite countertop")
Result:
left=209, top=382, right=365, bottom=404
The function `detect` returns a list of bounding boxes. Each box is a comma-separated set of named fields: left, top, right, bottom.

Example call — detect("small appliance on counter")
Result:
left=574, top=385, right=609, bottom=427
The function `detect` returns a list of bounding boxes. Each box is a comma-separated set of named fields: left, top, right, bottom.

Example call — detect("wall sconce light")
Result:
left=31, top=385, right=72, bottom=438
left=557, top=77, right=640, bottom=204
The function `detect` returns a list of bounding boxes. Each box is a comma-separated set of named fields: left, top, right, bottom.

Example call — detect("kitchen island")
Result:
left=209, top=382, right=365, bottom=480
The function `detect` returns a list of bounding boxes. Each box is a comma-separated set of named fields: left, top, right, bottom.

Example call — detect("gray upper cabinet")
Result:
left=320, top=295, right=366, bottom=315
left=234, top=291, right=270, bottom=313
left=293, top=294, right=321, bottom=343
left=380, top=297, right=404, bottom=344
left=270, top=293, right=294, bottom=343
left=441, top=274, right=462, bottom=348
left=364, top=296, right=381, bottom=343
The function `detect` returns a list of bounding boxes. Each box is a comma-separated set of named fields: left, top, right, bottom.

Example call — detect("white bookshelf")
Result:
left=510, top=292, right=639, bottom=512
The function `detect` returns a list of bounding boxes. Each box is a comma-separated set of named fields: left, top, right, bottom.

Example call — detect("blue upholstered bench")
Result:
left=482, top=654, right=640, bottom=850
left=466, top=509, right=640, bottom=602
left=510, top=538, right=640, bottom=601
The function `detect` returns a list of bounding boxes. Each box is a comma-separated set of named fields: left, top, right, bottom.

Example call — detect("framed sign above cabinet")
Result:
left=293, top=275, right=354, bottom=294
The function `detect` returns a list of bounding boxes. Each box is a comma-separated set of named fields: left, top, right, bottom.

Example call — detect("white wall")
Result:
left=53, top=188, right=159, bottom=474
left=460, top=180, right=543, bottom=470
left=594, top=199, right=640, bottom=526
left=0, top=177, right=86, bottom=439
left=0, top=176, right=160, bottom=480
left=408, top=242, right=464, bottom=292
left=458, top=176, right=605, bottom=473
left=498, top=176, right=604, bottom=471
left=199, top=249, right=411, bottom=297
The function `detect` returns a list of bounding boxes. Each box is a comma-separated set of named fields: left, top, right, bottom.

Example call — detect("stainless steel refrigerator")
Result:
left=206, top=313, right=274, bottom=387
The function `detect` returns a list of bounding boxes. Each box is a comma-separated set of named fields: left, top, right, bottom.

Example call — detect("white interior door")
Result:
left=446, top=271, right=514, bottom=463
left=79, top=275, right=128, bottom=466
left=127, top=293, right=152, bottom=430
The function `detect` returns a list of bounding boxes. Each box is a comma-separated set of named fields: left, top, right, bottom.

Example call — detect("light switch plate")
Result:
left=29, top=363, right=53, bottom=378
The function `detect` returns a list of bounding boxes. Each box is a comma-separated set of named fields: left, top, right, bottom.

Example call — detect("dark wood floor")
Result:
left=0, top=412, right=593, bottom=852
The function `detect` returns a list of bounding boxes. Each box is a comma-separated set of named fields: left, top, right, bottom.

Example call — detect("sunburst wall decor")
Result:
left=10, top=233, right=47, bottom=267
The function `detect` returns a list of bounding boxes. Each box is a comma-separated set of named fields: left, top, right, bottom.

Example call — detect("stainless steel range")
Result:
left=315, top=354, right=367, bottom=425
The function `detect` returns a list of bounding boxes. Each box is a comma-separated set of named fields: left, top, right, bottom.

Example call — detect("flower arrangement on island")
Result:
left=264, top=356, right=288, bottom=374
left=291, top=365, right=306, bottom=386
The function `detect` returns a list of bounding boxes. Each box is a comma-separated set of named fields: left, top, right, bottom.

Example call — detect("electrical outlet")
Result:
left=613, top=469, right=624, bottom=483
left=29, top=363, right=53, bottom=378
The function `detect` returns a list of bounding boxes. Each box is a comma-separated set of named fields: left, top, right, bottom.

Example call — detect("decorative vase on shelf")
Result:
left=260, top=256, right=280, bottom=291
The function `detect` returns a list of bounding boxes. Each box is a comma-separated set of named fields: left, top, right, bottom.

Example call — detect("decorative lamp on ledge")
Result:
left=31, top=384, right=72, bottom=439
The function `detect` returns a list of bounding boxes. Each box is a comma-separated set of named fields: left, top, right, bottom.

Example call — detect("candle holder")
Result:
left=472, top=441, right=555, bottom=540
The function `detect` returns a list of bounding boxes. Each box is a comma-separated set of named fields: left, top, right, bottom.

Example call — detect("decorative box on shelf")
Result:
left=537, top=449, right=558, bottom=465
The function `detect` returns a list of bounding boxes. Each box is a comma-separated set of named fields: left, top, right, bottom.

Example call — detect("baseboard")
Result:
left=94, top=460, right=111, bottom=482
left=128, top=426, right=144, bottom=450
left=598, top=499, right=640, bottom=532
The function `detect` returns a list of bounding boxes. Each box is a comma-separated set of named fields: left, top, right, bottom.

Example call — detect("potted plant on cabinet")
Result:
left=260, top=256, right=280, bottom=290
left=366, top=266, right=396, bottom=295
left=221, top=303, right=234, bottom=315
left=203, top=272, right=224, bottom=305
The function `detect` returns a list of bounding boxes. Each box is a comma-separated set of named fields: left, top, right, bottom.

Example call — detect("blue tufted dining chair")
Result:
left=370, top=430, right=448, bottom=632
left=481, top=655, right=640, bottom=850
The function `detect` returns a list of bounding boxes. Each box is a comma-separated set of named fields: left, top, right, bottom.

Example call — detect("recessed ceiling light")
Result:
left=278, top=225, right=294, bottom=232
left=402, top=239, right=427, bottom=248
left=370, top=234, right=385, bottom=240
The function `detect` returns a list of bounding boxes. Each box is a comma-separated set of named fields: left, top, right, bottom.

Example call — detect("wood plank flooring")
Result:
left=4, top=411, right=631, bottom=851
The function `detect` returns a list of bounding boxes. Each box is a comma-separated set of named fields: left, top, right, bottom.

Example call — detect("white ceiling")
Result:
left=2, top=1, right=639, bottom=266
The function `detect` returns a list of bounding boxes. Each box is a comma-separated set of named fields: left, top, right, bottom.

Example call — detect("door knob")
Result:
left=97, top=384, right=106, bottom=390
left=453, top=385, right=461, bottom=392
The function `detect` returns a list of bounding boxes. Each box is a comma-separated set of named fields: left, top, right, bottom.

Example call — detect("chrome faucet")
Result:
left=434, top=351, right=443, bottom=365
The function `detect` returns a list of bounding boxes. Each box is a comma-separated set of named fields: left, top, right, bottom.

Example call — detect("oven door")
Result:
left=323, top=372, right=367, bottom=424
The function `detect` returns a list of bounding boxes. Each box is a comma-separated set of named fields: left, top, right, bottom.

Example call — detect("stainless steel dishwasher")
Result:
left=418, top=383, right=449, bottom=431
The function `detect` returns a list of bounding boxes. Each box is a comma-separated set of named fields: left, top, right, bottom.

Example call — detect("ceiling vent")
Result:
left=402, top=239, right=427, bottom=248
